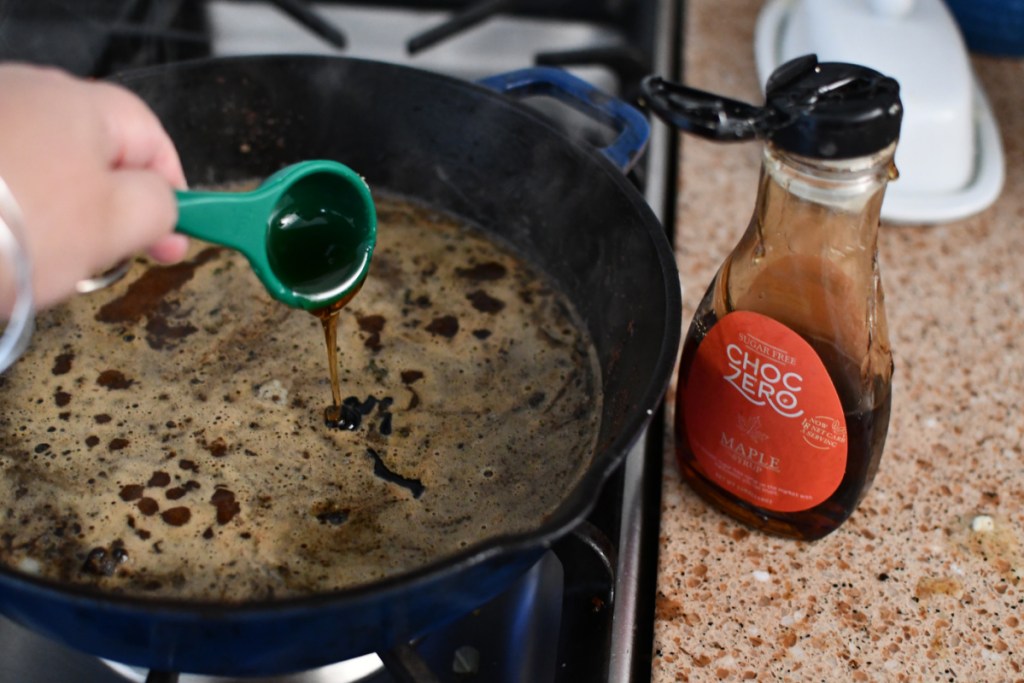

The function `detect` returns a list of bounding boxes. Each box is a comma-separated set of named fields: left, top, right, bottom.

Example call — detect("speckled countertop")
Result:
left=653, top=0, right=1024, bottom=680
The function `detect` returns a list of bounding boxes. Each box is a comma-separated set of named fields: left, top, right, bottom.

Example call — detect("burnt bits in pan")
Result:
left=0, top=194, right=601, bottom=601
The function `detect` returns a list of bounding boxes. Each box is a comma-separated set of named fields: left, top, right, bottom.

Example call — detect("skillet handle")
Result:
left=478, top=66, right=650, bottom=173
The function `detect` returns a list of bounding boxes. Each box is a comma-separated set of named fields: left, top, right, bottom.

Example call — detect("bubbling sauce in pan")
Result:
left=0, top=194, right=601, bottom=601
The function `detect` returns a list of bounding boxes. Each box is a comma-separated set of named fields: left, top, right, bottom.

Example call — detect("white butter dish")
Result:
left=754, top=0, right=1005, bottom=224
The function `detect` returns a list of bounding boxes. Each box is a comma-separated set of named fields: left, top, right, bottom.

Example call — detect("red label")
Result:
left=683, top=311, right=847, bottom=513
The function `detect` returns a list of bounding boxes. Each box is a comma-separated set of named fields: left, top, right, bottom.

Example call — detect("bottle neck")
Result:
left=719, top=141, right=897, bottom=366
left=755, top=142, right=897, bottom=249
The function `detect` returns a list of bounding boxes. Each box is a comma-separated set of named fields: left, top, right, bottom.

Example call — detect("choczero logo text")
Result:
left=724, top=340, right=804, bottom=418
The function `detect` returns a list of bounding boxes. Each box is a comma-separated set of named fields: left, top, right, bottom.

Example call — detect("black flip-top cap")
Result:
left=764, top=55, right=903, bottom=159
left=640, top=54, right=903, bottom=159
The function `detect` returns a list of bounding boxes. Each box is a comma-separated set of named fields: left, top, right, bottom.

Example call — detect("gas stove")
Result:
left=0, top=2, right=680, bottom=681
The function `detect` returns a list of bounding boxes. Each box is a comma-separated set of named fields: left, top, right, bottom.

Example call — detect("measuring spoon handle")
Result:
left=175, top=190, right=268, bottom=258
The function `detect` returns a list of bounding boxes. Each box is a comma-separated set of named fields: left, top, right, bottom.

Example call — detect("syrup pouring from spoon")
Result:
left=175, top=159, right=377, bottom=423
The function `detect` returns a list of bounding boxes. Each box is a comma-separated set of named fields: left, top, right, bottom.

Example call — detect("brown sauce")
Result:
left=0, top=193, right=602, bottom=602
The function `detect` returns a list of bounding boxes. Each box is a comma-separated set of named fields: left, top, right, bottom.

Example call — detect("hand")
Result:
left=0, top=63, right=188, bottom=309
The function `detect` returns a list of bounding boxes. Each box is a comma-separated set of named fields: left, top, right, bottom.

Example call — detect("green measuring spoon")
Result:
left=175, top=160, right=377, bottom=311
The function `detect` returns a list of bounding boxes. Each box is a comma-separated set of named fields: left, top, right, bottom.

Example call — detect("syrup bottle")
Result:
left=642, top=55, right=902, bottom=540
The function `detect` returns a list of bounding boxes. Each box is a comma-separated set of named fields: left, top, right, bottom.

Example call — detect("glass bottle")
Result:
left=643, top=55, right=902, bottom=540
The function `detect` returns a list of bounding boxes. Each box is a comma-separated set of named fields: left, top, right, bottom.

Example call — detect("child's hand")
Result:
left=0, top=63, right=188, bottom=308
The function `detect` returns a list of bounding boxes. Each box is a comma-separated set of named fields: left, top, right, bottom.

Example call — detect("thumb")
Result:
left=102, top=169, right=179, bottom=266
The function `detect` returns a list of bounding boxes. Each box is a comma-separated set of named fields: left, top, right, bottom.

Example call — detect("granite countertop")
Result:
left=654, top=0, right=1024, bottom=680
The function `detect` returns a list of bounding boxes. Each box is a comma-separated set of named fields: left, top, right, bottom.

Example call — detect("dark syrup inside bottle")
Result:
left=675, top=285, right=892, bottom=541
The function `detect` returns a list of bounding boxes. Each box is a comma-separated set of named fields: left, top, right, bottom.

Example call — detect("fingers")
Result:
left=91, top=80, right=190, bottom=266
left=146, top=233, right=190, bottom=263
left=91, top=80, right=188, bottom=190
left=30, top=170, right=185, bottom=309
left=0, top=65, right=191, bottom=308
left=102, top=169, right=180, bottom=265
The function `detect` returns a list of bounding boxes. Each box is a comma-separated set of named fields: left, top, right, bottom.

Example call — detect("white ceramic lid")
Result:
left=755, top=0, right=1005, bottom=224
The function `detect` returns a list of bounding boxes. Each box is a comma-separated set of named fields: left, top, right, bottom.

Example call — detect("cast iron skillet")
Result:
left=0, top=56, right=680, bottom=676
